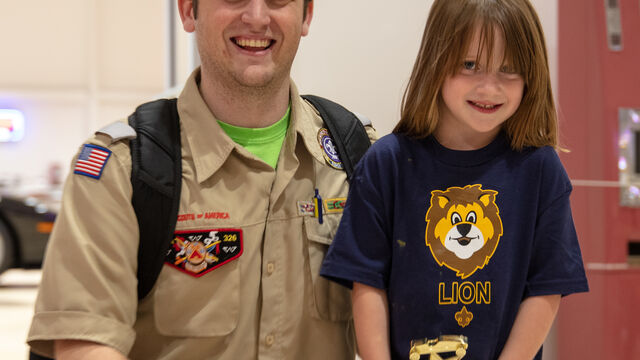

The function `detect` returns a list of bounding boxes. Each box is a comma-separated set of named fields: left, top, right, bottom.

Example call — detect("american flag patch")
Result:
left=74, top=144, right=111, bottom=179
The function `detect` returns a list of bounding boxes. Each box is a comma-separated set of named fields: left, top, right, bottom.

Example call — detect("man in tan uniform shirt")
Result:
left=27, top=0, right=376, bottom=359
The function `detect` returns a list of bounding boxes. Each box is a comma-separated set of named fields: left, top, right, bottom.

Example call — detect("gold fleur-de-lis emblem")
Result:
left=455, top=306, right=473, bottom=328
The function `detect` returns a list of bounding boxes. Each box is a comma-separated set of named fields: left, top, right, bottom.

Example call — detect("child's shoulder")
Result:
left=368, top=132, right=424, bottom=155
left=354, top=133, right=422, bottom=176
left=519, top=145, right=565, bottom=170
left=371, top=132, right=406, bottom=148
left=361, top=133, right=430, bottom=165
left=516, top=145, right=572, bottom=191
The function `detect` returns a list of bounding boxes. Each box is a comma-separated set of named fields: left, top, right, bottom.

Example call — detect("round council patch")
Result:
left=317, top=128, right=343, bottom=170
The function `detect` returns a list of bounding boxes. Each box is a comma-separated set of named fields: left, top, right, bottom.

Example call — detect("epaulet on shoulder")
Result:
left=353, top=112, right=372, bottom=127
left=96, top=121, right=137, bottom=144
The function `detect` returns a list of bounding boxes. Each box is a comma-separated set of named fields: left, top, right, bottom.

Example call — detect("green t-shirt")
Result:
left=217, top=106, right=291, bottom=169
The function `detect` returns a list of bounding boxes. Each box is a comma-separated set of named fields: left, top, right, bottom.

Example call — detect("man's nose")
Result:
left=241, top=0, right=271, bottom=28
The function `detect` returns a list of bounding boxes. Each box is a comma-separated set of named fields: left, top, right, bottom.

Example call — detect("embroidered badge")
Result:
left=73, top=144, right=111, bottom=179
left=317, top=128, right=343, bottom=170
left=324, top=197, right=347, bottom=213
left=297, top=201, right=316, bottom=216
left=166, top=229, right=243, bottom=277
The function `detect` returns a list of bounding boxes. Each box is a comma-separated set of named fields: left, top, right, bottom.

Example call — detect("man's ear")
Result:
left=301, top=1, right=314, bottom=37
left=178, top=0, right=196, bottom=33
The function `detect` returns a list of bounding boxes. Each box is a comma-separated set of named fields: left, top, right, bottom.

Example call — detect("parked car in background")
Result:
left=0, top=190, right=58, bottom=275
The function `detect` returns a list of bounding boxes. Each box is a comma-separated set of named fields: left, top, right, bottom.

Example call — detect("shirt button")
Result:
left=266, top=262, right=275, bottom=275
left=265, top=334, right=275, bottom=346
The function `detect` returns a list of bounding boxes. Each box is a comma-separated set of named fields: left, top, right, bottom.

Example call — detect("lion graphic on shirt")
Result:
left=425, top=184, right=503, bottom=279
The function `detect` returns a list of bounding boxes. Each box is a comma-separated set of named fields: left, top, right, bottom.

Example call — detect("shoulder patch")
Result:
left=317, top=127, right=344, bottom=170
left=96, top=121, right=136, bottom=143
left=74, top=144, right=112, bottom=180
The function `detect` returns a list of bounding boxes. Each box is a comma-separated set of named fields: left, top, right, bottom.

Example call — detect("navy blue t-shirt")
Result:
left=320, top=133, right=589, bottom=360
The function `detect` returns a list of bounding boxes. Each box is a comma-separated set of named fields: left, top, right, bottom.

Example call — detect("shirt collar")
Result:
left=177, top=69, right=235, bottom=184
left=424, top=131, right=510, bottom=167
left=177, top=68, right=325, bottom=184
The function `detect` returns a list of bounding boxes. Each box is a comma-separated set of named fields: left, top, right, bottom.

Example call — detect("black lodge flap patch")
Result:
left=165, top=229, right=243, bottom=277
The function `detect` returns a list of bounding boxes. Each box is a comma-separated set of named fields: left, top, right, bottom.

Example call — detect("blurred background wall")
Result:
left=0, top=0, right=557, bottom=184
left=0, top=0, right=165, bottom=184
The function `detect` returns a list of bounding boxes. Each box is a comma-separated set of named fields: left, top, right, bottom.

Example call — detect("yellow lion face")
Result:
left=425, top=185, right=503, bottom=278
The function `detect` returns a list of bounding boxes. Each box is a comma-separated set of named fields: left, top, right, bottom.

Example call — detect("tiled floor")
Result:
left=0, top=269, right=41, bottom=360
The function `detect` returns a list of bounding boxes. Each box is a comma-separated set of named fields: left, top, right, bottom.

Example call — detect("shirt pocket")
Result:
left=303, top=214, right=352, bottom=321
left=153, top=258, right=240, bottom=337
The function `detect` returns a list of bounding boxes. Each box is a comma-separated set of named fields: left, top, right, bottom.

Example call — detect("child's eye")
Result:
left=500, top=65, right=518, bottom=74
left=463, top=61, right=477, bottom=71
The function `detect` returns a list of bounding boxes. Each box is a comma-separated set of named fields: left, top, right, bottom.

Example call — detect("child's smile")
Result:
left=467, top=100, right=503, bottom=113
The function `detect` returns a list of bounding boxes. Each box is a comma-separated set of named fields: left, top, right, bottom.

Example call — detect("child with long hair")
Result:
left=320, top=0, right=588, bottom=359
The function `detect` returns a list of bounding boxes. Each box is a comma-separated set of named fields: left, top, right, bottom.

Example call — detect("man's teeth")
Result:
left=472, top=102, right=498, bottom=109
left=235, top=39, right=270, bottom=48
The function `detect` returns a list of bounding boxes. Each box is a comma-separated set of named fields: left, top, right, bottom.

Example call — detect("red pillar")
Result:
left=557, top=0, right=640, bottom=358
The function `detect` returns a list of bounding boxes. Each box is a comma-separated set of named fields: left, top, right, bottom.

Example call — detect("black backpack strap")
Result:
left=301, top=95, right=371, bottom=180
left=26, top=99, right=182, bottom=359
left=29, top=352, right=54, bottom=360
left=128, top=98, right=182, bottom=300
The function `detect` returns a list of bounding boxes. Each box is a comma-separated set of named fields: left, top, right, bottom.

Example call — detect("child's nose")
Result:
left=476, top=73, right=502, bottom=92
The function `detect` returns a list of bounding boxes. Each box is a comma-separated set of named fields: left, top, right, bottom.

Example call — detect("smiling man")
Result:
left=26, top=1, right=376, bottom=359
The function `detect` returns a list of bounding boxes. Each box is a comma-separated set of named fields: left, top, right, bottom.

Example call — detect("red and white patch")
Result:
left=177, top=211, right=231, bottom=222
left=165, top=229, right=243, bottom=277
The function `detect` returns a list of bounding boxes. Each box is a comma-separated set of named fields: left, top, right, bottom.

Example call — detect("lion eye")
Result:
left=451, top=212, right=462, bottom=224
left=466, top=211, right=477, bottom=224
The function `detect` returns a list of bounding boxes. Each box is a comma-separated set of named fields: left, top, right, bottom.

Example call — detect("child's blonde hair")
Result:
left=394, top=0, right=558, bottom=150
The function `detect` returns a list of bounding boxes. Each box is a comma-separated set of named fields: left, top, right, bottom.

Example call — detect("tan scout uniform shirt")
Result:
left=28, top=69, right=377, bottom=360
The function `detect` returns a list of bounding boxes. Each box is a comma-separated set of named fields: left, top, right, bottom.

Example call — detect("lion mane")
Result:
left=425, top=184, right=503, bottom=279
